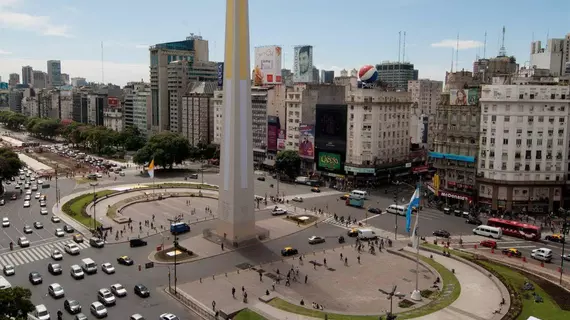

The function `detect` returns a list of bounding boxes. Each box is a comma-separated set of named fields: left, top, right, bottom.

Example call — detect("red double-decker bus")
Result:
left=487, top=218, right=542, bottom=241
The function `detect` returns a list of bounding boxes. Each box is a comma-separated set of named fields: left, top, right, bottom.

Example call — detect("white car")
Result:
left=90, top=301, right=107, bottom=318
left=30, top=177, right=36, bottom=181
left=65, top=243, right=80, bottom=255
left=24, top=194, right=31, bottom=200
left=2, top=217, right=9, bottom=227
left=51, top=215, right=60, bottom=222
left=160, top=313, right=179, bottom=320
left=110, top=283, right=127, bottom=297
left=40, top=201, right=46, bottom=207
left=51, top=249, right=63, bottom=260
left=23, top=201, right=30, bottom=208
left=35, top=192, right=41, bottom=199
left=41, top=208, right=49, bottom=215
left=18, top=236, right=30, bottom=247
left=48, top=283, right=65, bottom=298
left=55, top=228, right=65, bottom=237
left=31, top=185, right=38, bottom=191
left=271, top=207, right=288, bottom=216
left=308, top=236, right=326, bottom=244
left=3, top=265, right=15, bottom=276
left=25, top=190, right=32, bottom=195
left=101, top=263, right=115, bottom=274
left=292, top=196, right=303, bottom=202
left=24, top=183, right=30, bottom=189
left=14, top=184, right=20, bottom=189
left=97, top=288, right=116, bottom=306
left=70, top=265, right=84, bottom=279
left=130, top=314, right=144, bottom=320
left=37, top=179, right=43, bottom=185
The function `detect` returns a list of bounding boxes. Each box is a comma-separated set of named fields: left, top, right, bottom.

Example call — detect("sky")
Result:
left=0, top=0, right=569, bottom=86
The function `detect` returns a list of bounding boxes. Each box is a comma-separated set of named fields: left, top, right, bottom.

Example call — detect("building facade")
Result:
left=132, top=83, right=151, bottom=137
left=32, top=71, right=47, bottom=89
left=149, top=35, right=209, bottom=133
left=320, top=70, right=335, bottom=84
left=22, top=66, right=33, bottom=86
left=376, top=62, right=419, bottom=91
left=180, top=82, right=216, bottom=146
left=8, top=73, right=20, bottom=87
left=408, top=79, right=442, bottom=149
left=531, top=39, right=565, bottom=77
left=47, top=60, right=62, bottom=88
left=477, top=84, right=570, bottom=213
left=167, top=60, right=190, bottom=133
left=71, top=77, right=87, bottom=87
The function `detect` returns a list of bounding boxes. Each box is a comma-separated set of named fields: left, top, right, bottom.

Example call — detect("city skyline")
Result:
left=0, top=0, right=569, bottom=86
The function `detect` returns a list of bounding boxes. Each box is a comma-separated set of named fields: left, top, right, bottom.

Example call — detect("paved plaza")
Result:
left=177, top=246, right=434, bottom=316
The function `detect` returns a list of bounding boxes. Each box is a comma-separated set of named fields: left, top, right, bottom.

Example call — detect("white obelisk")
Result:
left=217, top=0, right=257, bottom=244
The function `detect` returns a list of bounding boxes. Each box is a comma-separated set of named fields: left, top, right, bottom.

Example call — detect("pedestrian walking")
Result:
left=304, top=275, right=308, bottom=284
left=357, top=256, right=361, bottom=264
left=272, top=281, right=276, bottom=291
left=340, top=253, right=343, bottom=260
left=323, top=258, right=327, bottom=267
left=344, top=257, right=348, bottom=266
left=232, top=287, right=236, bottom=298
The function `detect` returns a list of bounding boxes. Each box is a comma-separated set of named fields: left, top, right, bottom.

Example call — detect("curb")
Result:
left=146, top=217, right=325, bottom=265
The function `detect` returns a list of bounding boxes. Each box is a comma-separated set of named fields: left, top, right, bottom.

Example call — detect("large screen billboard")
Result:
left=293, top=45, right=313, bottom=83
left=298, top=124, right=315, bottom=159
left=450, top=88, right=480, bottom=106
left=314, top=104, right=347, bottom=151
left=267, top=123, right=278, bottom=151
left=254, top=46, right=282, bottom=85
left=317, top=151, right=343, bottom=172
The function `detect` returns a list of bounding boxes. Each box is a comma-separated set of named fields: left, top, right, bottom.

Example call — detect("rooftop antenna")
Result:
left=398, top=31, right=402, bottom=64
left=546, top=29, right=549, bottom=50
left=483, top=31, right=487, bottom=58
left=450, top=48, right=454, bottom=72
left=499, top=26, right=507, bottom=56
left=455, top=33, right=459, bottom=72
left=101, top=41, right=105, bottom=84
left=403, top=31, right=407, bottom=62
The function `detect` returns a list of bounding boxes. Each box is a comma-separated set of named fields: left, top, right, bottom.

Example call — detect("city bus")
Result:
left=486, top=218, right=541, bottom=241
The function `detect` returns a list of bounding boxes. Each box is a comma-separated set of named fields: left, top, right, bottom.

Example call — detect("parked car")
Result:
left=64, top=299, right=82, bottom=314
left=48, top=263, right=63, bottom=275
left=292, top=196, right=303, bottom=202
left=48, top=283, right=65, bottom=298
left=271, top=207, right=288, bottom=216
left=545, top=234, right=565, bottom=243
left=432, top=229, right=450, bottom=238
left=466, top=216, right=483, bottom=225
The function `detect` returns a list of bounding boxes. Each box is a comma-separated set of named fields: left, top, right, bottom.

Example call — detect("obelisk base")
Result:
left=206, top=220, right=269, bottom=248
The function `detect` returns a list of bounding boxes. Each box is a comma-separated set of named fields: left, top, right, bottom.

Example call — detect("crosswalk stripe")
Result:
left=11, top=253, right=23, bottom=265
left=17, top=251, right=29, bottom=264
left=54, top=243, right=65, bottom=251
left=20, top=250, right=33, bottom=262
left=4, top=255, right=17, bottom=266
left=33, top=247, right=48, bottom=259
left=0, top=256, right=7, bottom=267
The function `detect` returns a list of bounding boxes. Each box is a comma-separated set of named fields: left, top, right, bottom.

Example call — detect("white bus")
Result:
left=386, top=204, right=407, bottom=216
left=350, top=190, right=368, bottom=199
left=472, top=225, right=502, bottom=239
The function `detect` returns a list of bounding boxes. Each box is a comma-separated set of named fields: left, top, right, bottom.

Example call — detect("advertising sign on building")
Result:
left=254, top=46, right=282, bottom=85
left=217, top=62, right=224, bottom=88
left=267, top=124, right=278, bottom=151
left=293, top=45, right=313, bottom=83
left=298, top=124, right=315, bottom=159
left=277, top=129, right=286, bottom=150
left=0, top=82, right=8, bottom=90
left=314, top=104, right=347, bottom=151
left=467, top=88, right=479, bottom=105
left=108, top=97, right=119, bottom=107
left=450, top=88, right=480, bottom=106
left=318, top=152, right=341, bottom=171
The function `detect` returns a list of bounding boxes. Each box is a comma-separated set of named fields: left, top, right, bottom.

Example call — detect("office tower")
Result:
left=22, top=66, right=33, bottom=85
left=47, top=60, right=62, bottom=87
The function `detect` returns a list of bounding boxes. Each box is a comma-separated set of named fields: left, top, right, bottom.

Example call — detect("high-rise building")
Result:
left=133, top=83, right=151, bottom=137
left=71, top=77, right=87, bottom=87
left=61, top=73, right=70, bottom=85
left=8, top=90, right=23, bottom=113
left=32, top=71, right=47, bottom=89
left=47, top=60, right=62, bottom=87
left=431, top=70, right=481, bottom=208
left=281, top=69, right=293, bottom=86
left=408, top=79, right=443, bottom=149
left=181, top=82, right=217, bottom=146
left=8, top=73, right=20, bottom=87
left=22, top=66, right=33, bottom=86
left=312, top=67, right=320, bottom=83
left=167, top=60, right=191, bottom=133
left=375, top=61, right=419, bottom=91
left=88, top=94, right=107, bottom=126
left=530, top=39, right=565, bottom=77
left=149, top=35, right=209, bottom=133
left=72, top=88, right=90, bottom=124
left=320, top=70, right=334, bottom=84
left=478, top=82, right=569, bottom=213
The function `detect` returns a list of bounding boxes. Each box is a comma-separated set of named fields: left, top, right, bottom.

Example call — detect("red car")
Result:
left=480, top=240, right=497, bottom=249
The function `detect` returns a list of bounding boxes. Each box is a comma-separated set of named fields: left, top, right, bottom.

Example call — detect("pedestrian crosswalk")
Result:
left=322, top=216, right=409, bottom=241
left=0, top=239, right=90, bottom=267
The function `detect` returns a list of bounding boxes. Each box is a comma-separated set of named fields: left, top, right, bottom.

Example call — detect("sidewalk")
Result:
left=17, top=152, right=54, bottom=172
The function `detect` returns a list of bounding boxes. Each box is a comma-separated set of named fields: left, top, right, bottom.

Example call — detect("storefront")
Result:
left=477, top=180, right=562, bottom=214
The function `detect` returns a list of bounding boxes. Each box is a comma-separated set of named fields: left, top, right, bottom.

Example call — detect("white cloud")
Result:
left=431, top=39, right=483, bottom=50
left=0, top=58, right=148, bottom=86
left=0, top=9, right=73, bottom=37
left=0, top=49, right=12, bottom=55
left=0, top=0, right=19, bottom=8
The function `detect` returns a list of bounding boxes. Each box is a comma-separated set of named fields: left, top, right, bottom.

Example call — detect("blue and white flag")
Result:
left=405, top=187, right=420, bottom=233
left=411, top=210, right=420, bottom=249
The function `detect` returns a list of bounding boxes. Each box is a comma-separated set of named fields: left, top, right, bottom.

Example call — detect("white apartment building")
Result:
left=133, top=83, right=151, bottom=137
left=21, top=88, right=38, bottom=117
left=478, top=84, right=570, bottom=213
left=104, top=107, right=123, bottom=132
left=167, top=60, right=190, bottom=133
left=346, top=89, right=413, bottom=170
left=54, top=89, right=73, bottom=120
left=530, top=39, right=565, bottom=77
left=408, top=79, right=442, bottom=148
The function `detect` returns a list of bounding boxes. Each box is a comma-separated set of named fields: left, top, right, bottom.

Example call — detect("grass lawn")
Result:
left=150, top=182, right=218, bottom=190
left=479, top=261, right=570, bottom=320
left=63, top=190, right=116, bottom=229
left=233, top=309, right=267, bottom=320
left=268, top=255, right=461, bottom=320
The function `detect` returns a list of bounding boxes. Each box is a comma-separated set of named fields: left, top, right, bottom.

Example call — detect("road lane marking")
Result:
left=12, top=252, right=24, bottom=265
left=0, top=256, right=8, bottom=266
left=20, top=250, right=33, bottom=262
left=359, top=215, right=381, bottom=222
left=4, top=255, right=17, bottom=266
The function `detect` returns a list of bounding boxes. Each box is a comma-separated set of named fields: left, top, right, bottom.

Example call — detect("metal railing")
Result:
left=167, top=287, right=220, bottom=320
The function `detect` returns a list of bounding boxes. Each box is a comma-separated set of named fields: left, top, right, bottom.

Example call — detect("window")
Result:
left=480, top=160, right=485, bottom=169
left=489, top=162, right=494, bottom=169
left=503, top=138, right=509, bottom=145
left=560, top=117, right=565, bottom=123
left=504, top=116, right=510, bottom=122
left=490, top=138, right=495, bottom=145
left=491, top=115, right=497, bottom=122
left=516, top=129, right=522, bottom=134
left=526, top=139, right=532, bottom=147
left=558, top=138, right=564, bottom=146
left=536, top=139, right=542, bottom=146
left=536, top=150, right=542, bottom=159
left=516, top=139, right=522, bottom=146
left=515, top=151, right=521, bottom=159
left=490, top=151, right=495, bottom=158
left=501, top=162, right=507, bottom=170
left=525, top=150, right=531, bottom=159
left=549, top=117, right=555, bottom=124
left=538, top=116, right=544, bottom=122
left=481, top=137, right=487, bottom=144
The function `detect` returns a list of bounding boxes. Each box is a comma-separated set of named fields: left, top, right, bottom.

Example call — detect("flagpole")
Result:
left=411, top=176, right=422, bottom=301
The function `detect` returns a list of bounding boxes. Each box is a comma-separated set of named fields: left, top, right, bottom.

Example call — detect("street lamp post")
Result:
left=559, top=208, right=568, bottom=285
left=393, top=191, right=399, bottom=241
left=90, top=182, right=99, bottom=233
left=168, top=216, right=182, bottom=294
left=54, top=164, right=59, bottom=207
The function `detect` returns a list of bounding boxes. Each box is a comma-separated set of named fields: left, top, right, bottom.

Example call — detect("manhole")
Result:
left=236, top=263, right=254, bottom=270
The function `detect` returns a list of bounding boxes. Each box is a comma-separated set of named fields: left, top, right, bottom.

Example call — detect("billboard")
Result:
left=450, top=88, right=480, bottom=106
left=0, top=82, right=8, bottom=90
left=317, top=152, right=341, bottom=171
left=217, top=62, right=224, bottom=88
left=267, top=123, right=278, bottom=151
left=253, top=46, right=282, bottom=85
left=0, top=92, right=8, bottom=108
left=108, top=97, right=119, bottom=107
left=314, top=104, right=347, bottom=151
left=293, top=45, right=313, bottom=83
left=298, top=124, right=315, bottom=159
left=277, top=129, right=286, bottom=150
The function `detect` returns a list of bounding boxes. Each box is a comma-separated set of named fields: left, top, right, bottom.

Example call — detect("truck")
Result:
left=170, top=222, right=191, bottom=235
left=346, top=197, right=364, bottom=208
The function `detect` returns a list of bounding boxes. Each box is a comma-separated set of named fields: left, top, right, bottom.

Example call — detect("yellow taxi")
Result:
left=73, top=234, right=84, bottom=243
left=310, top=187, right=321, bottom=193
left=501, top=248, right=522, bottom=257
left=280, top=247, right=298, bottom=256
left=347, top=228, right=359, bottom=237
left=545, top=234, right=565, bottom=243
left=340, top=194, right=350, bottom=200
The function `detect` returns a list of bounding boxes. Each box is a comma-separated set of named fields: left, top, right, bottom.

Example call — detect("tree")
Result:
left=0, top=286, right=35, bottom=320
left=0, top=111, right=28, bottom=131
left=120, top=126, right=146, bottom=151
left=27, top=118, right=61, bottom=139
left=133, top=132, right=191, bottom=169
left=0, top=148, right=23, bottom=195
left=275, top=150, right=301, bottom=179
